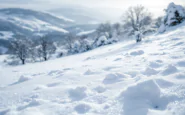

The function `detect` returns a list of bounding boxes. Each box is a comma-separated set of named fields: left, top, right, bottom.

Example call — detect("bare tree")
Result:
left=122, top=5, right=152, bottom=35
left=155, top=16, right=163, bottom=28
left=10, top=35, right=32, bottom=64
left=65, top=33, right=76, bottom=53
left=38, top=36, right=56, bottom=61
left=96, top=22, right=112, bottom=38
left=113, top=23, right=122, bottom=36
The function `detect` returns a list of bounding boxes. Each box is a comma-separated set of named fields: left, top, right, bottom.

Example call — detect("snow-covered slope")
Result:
left=1, top=23, right=185, bottom=115
left=0, top=8, right=74, bottom=36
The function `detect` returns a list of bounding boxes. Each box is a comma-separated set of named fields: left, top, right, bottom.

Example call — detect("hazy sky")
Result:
left=0, top=0, right=184, bottom=16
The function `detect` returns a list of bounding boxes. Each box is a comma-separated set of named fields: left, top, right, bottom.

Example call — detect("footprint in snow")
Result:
left=93, top=85, right=107, bottom=93
left=63, top=68, right=73, bottom=71
left=84, top=56, right=96, bottom=61
left=161, top=64, right=178, bottom=76
left=84, top=69, right=99, bottom=75
left=47, top=82, right=61, bottom=87
left=68, top=86, right=88, bottom=101
left=130, top=50, right=144, bottom=56
left=114, top=58, right=122, bottom=61
left=103, top=66, right=121, bottom=71
left=17, top=99, right=44, bottom=111
left=171, top=38, right=181, bottom=41
left=149, top=60, right=163, bottom=68
left=142, top=67, right=159, bottom=76
left=173, top=73, right=185, bottom=80
left=74, top=103, right=91, bottom=114
left=103, top=73, right=130, bottom=84
left=48, top=70, right=63, bottom=76
left=177, top=60, right=185, bottom=67
left=34, top=85, right=48, bottom=90
left=173, top=41, right=184, bottom=46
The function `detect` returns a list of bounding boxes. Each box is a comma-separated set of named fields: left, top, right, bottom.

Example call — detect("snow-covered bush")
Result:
left=71, top=40, right=81, bottom=54
left=96, top=36, right=108, bottom=47
left=56, top=49, right=68, bottom=58
left=80, top=39, right=92, bottom=52
left=135, top=31, right=143, bottom=42
left=106, top=38, right=118, bottom=44
left=159, top=2, right=185, bottom=32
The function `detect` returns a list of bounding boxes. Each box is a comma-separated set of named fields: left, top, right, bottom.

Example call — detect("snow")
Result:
left=18, top=75, right=32, bottom=83
left=0, top=11, right=69, bottom=33
left=0, top=31, right=14, bottom=40
left=0, top=46, right=8, bottom=54
left=1, top=22, right=185, bottom=115
left=96, top=35, right=107, bottom=46
left=159, top=2, right=185, bottom=33
left=77, top=30, right=95, bottom=36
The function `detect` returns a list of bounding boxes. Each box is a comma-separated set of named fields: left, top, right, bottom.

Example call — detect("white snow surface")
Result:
left=0, top=12, right=69, bottom=33
left=0, top=31, right=14, bottom=40
left=1, top=23, right=185, bottom=115
left=77, top=30, right=95, bottom=36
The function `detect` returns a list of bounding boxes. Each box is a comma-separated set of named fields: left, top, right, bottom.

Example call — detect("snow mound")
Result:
left=34, top=85, right=48, bottom=90
left=118, top=80, right=171, bottom=115
left=94, top=85, right=106, bottom=93
left=74, top=103, right=91, bottom=114
left=68, top=86, right=88, bottom=101
left=103, top=73, right=129, bottom=84
left=47, top=82, right=61, bottom=87
left=161, top=64, right=178, bottom=75
left=173, top=73, right=185, bottom=80
left=155, top=79, right=174, bottom=88
left=130, top=50, right=144, bottom=56
left=18, top=75, right=31, bottom=83
left=149, top=61, right=163, bottom=68
left=84, top=69, right=96, bottom=75
left=142, top=67, right=159, bottom=76
left=177, top=60, right=185, bottom=67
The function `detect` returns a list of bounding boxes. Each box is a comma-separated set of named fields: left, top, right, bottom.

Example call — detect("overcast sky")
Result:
left=0, top=0, right=184, bottom=16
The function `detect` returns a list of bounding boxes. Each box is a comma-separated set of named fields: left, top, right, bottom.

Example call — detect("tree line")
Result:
left=8, top=3, right=185, bottom=65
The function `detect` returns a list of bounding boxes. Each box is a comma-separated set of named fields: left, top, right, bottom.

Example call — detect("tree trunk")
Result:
left=44, top=57, right=47, bottom=61
left=22, top=59, right=25, bottom=65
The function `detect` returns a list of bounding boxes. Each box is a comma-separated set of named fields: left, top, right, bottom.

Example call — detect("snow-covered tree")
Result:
left=122, top=5, right=153, bottom=37
left=113, top=23, right=122, bottom=36
left=65, top=33, right=76, bottom=53
left=37, top=36, right=56, bottom=61
left=10, top=35, right=32, bottom=64
left=159, top=2, right=185, bottom=32
left=96, top=36, right=108, bottom=47
left=96, top=23, right=112, bottom=39
left=71, top=40, right=81, bottom=54
left=164, top=2, right=185, bottom=26
left=80, top=39, right=92, bottom=52
left=155, top=16, right=163, bottom=28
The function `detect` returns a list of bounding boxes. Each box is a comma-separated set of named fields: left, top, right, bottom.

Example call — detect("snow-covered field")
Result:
left=1, top=23, right=185, bottom=115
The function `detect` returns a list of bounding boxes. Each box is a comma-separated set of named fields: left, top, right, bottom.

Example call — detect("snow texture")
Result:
left=1, top=13, right=185, bottom=115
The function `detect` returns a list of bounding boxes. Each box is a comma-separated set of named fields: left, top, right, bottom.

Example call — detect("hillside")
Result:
left=0, top=8, right=75, bottom=37
left=0, top=8, right=101, bottom=54
left=0, top=22, right=185, bottom=115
